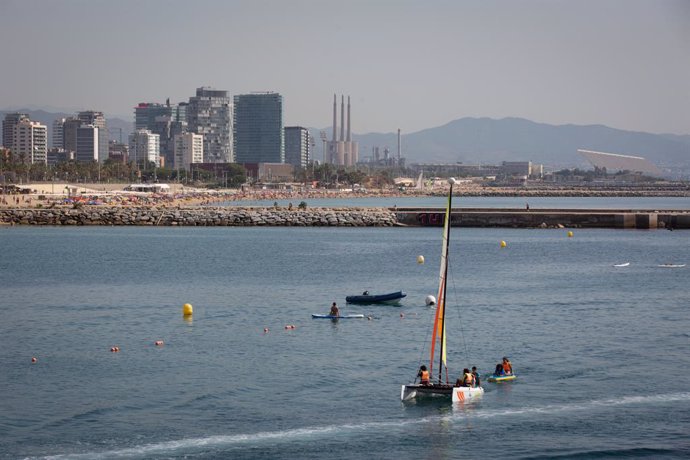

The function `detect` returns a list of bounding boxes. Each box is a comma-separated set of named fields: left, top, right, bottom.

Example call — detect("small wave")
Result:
left=35, top=392, right=690, bottom=459
left=466, top=391, right=690, bottom=420
left=37, top=420, right=424, bottom=459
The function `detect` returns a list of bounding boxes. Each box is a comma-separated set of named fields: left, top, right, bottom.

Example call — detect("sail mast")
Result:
left=429, top=178, right=455, bottom=382
left=438, top=179, right=454, bottom=383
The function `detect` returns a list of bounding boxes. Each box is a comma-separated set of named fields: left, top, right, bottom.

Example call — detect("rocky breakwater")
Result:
left=0, top=206, right=398, bottom=227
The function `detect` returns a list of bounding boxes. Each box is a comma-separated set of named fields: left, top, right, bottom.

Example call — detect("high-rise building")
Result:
left=326, top=95, right=358, bottom=166
left=135, top=103, right=170, bottom=130
left=52, top=118, right=66, bottom=149
left=2, top=112, right=29, bottom=151
left=77, top=111, right=108, bottom=162
left=12, top=119, right=47, bottom=164
left=187, top=87, right=232, bottom=163
left=62, top=117, right=82, bottom=153
left=174, top=132, right=203, bottom=171
left=75, top=125, right=99, bottom=163
left=134, top=101, right=187, bottom=166
left=284, top=126, right=311, bottom=168
left=128, top=129, right=160, bottom=167
left=233, top=92, right=284, bottom=164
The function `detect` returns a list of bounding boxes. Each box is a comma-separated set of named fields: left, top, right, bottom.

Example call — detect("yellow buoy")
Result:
left=417, top=255, right=425, bottom=264
left=500, top=240, right=507, bottom=248
left=182, top=303, right=193, bottom=316
left=567, top=231, right=574, bottom=238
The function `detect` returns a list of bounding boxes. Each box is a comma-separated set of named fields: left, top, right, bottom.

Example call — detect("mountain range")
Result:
left=3, top=108, right=688, bottom=172
left=336, top=117, right=690, bottom=171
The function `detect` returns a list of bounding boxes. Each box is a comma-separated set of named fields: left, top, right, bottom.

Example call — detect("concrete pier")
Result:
left=392, top=208, right=690, bottom=229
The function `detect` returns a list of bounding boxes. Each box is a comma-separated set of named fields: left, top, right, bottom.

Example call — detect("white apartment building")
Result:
left=13, top=120, right=48, bottom=164
left=174, top=132, right=203, bottom=171
left=129, top=129, right=161, bottom=167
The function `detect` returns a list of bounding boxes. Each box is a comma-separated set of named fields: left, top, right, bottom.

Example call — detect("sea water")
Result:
left=1, top=225, right=689, bottom=459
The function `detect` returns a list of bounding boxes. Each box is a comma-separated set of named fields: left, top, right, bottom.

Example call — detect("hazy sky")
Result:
left=1, top=0, right=688, bottom=135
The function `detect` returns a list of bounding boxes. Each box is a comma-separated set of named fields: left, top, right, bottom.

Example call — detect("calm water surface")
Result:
left=1, top=226, right=689, bottom=459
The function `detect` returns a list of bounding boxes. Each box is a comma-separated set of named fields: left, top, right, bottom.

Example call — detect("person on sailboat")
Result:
left=456, top=368, right=475, bottom=387
left=472, top=366, right=481, bottom=387
left=502, top=357, right=513, bottom=375
left=417, top=365, right=430, bottom=385
left=329, top=302, right=340, bottom=317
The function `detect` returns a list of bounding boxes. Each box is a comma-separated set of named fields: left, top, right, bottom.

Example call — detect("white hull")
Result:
left=401, top=384, right=484, bottom=402
left=451, top=386, right=484, bottom=403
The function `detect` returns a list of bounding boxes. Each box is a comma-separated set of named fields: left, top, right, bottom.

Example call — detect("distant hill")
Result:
left=343, top=118, right=690, bottom=170
left=0, top=108, right=132, bottom=147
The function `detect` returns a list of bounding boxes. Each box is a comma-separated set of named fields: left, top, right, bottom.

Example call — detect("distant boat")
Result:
left=613, top=262, right=630, bottom=267
left=657, top=263, right=686, bottom=268
left=345, top=291, right=406, bottom=305
left=400, top=178, right=484, bottom=403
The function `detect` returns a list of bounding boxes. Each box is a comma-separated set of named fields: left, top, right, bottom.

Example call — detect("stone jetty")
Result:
left=0, top=207, right=398, bottom=227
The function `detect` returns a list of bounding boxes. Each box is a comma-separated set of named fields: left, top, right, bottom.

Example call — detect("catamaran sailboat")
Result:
left=400, top=178, right=484, bottom=403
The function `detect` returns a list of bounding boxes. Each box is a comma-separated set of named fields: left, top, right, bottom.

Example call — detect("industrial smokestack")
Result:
left=332, top=94, right=337, bottom=142
left=340, top=95, right=345, bottom=142
left=347, top=96, right=351, bottom=142
left=397, top=129, right=401, bottom=162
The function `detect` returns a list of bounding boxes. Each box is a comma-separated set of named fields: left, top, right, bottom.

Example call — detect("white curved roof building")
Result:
left=578, top=149, right=662, bottom=176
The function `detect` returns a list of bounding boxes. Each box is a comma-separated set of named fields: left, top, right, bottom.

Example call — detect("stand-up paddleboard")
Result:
left=657, top=264, right=685, bottom=268
left=311, top=314, right=365, bottom=319
left=487, top=374, right=517, bottom=383
left=613, top=262, right=630, bottom=267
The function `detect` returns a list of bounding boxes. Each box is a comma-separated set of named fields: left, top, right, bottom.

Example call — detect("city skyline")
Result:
left=1, top=0, right=688, bottom=135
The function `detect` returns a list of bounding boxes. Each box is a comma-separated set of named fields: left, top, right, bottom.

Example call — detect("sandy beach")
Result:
left=1, top=181, right=688, bottom=209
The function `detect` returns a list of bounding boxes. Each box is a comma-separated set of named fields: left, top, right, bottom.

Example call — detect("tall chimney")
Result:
left=397, top=129, right=401, bottom=162
left=347, top=96, right=351, bottom=142
left=340, top=95, right=345, bottom=142
left=332, top=94, right=337, bottom=142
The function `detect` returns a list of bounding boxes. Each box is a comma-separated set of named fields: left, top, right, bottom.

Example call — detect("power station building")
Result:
left=326, top=95, right=358, bottom=166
